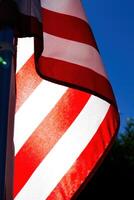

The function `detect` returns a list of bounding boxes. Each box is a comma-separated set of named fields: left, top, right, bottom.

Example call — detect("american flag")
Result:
left=13, top=0, right=119, bottom=199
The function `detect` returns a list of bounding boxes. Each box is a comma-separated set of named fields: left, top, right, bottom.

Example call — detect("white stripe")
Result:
left=41, top=0, right=87, bottom=22
left=15, top=96, right=110, bottom=200
left=43, top=33, right=107, bottom=78
left=14, top=80, right=67, bottom=155
left=16, top=38, right=34, bottom=72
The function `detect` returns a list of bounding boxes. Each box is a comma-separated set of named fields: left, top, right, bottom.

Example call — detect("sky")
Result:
left=83, top=0, right=134, bottom=132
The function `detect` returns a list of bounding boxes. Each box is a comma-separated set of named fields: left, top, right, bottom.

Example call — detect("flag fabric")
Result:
left=13, top=0, right=119, bottom=200
left=14, top=0, right=42, bottom=38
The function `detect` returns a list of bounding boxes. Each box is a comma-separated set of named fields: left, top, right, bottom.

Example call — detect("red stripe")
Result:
left=16, top=55, right=42, bottom=111
left=47, top=105, right=119, bottom=200
left=42, top=8, right=97, bottom=48
left=14, top=89, right=90, bottom=197
left=38, top=56, right=116, bottom=105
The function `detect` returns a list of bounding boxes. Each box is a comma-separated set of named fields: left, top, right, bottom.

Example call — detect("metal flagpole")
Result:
left=0, top=27, right=16, bottom=200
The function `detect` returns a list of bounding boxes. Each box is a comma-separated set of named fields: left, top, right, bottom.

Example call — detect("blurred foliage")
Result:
left=76, top=118, right=134, bottom=199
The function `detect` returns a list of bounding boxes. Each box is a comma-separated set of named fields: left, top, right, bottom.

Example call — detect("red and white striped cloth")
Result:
left=13, top=1, right=119, bottom=199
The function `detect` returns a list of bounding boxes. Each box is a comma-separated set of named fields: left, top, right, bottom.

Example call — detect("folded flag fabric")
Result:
left=13, top=0, right=120, bottom=199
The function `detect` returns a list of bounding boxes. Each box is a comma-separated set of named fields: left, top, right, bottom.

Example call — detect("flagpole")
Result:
left=0, top=27, right=15, bottom=200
